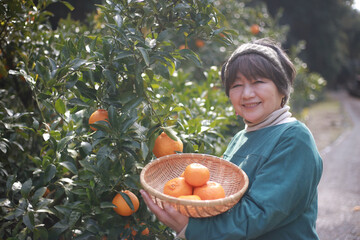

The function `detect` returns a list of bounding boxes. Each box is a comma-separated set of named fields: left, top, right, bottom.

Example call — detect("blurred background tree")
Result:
left=259, top=0, right=360, bottom=88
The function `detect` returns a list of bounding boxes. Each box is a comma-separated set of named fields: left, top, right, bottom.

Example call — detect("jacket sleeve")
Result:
left=185, top=128, right=322, bottom=240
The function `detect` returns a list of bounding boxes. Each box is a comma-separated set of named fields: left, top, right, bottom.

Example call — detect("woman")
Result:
left=141, top=38, right=323, bottom=240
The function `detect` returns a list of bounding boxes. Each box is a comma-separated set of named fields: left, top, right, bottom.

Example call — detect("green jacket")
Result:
left=186, top=121, right=323, bottom=240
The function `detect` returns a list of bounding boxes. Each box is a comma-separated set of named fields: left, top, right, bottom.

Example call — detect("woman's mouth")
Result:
left=242, top=102, right=261, bottom=108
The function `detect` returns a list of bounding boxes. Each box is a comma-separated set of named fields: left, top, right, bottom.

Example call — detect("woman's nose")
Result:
left=242, top=84, right=255, bottom=98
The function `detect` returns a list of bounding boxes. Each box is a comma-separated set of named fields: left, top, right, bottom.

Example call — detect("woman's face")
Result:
left=229, top=73, right=284, bottom=124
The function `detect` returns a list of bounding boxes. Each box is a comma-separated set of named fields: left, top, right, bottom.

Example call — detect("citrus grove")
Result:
left=0, top=0, right=326, bottom=239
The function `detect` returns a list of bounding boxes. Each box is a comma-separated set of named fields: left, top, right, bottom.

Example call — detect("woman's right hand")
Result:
left=140, top=189, right=189, bottom=234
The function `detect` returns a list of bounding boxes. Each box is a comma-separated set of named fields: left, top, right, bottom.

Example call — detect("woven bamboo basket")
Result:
left=140, top=153, right=249, bottom=218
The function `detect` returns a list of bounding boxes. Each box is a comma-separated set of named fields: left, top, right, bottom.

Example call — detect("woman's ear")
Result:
left=281, top=97, right=286, bottom=107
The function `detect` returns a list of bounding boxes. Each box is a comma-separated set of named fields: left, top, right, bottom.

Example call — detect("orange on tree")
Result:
left=112, top=190, right=139, bottom=216
left=179, top=44, right=188, bottom=50
left=123, top=223, right=149, bottom=239
left=152, top=132, right=183, bottom=158
left=88, top=109, right=109, bottom=131
left=250, top=24, right=260, bottom=35
left=193, top=181, right=225, bottom=200
left=43, top=187, right=51, bottom=197
left=163, top=177, right=193, bottom=198
left=195, top=39, right=205, bottom=48
left=183, top=163, right=210, bottom=187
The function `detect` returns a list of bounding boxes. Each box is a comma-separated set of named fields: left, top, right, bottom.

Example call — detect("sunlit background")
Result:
left=354, top=0, right=360, bottom=10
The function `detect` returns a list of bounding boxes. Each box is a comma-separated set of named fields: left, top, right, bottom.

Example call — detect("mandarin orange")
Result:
left=124, top=223, right=149, bottom=239
left=152, top=132, right=183, bottom=158
left=250, top=24, right=260, bottom=35
left=88, top=109, right=109, bottom=131
left=112, top=190, right=139, bottom=216
left=178, top=195, right=201, bottom=200
left=163, top=177, right=193, bottom=198
left=193, top=181, right=225, bottom=200
left=184, top=163, right=210, bottom=187
left=195, top=39, right=205, bottom=48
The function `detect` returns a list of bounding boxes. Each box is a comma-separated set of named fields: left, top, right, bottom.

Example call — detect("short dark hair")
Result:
left=221, top=38, right=296, bottom=106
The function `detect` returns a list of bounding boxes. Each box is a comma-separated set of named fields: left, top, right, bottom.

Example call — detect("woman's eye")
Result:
left=231, top=84, right=243, bottom=88
left=254, top=80, right=264, bottom=84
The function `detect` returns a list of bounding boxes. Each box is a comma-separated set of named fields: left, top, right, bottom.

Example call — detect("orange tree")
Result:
left=0, top=0, right=236, bottom=239
left=0, top=0, right=325, bottom=239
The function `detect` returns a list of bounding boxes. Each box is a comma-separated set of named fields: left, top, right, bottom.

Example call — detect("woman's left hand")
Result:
left=140, top=189, right=189, bottom=233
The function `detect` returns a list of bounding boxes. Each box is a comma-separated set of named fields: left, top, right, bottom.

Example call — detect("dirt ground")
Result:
left=303, top=91, right=352, bottom=152
left=305, top=90, right=360, bottom=240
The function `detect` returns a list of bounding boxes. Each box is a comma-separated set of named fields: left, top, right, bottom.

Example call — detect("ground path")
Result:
left=316, top=91, right=360, bottom=240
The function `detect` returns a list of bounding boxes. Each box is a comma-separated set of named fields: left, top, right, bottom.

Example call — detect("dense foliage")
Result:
left=0, top=0, right=325, bottom=239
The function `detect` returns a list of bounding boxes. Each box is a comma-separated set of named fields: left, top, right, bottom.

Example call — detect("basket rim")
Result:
left=140, top=153, right=249, bottom=207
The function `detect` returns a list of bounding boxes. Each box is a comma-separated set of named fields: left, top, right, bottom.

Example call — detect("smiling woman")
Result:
left=140, top=38, right=324, bottom=240
left=228, top=76, right=284, bottom=126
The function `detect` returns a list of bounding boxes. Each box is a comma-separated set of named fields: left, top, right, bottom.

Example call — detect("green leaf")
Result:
left=80, top=142, right=92, bottom=155
left=44, top=164, right=57, bottom=184
left=55, top=99, right=66, bottom=114
left=48, top=221, right=69, bottom=239
left=119, top=192, right=134, bottom=211
left=0, top=141, right=8, bottom=153
left=70, top=59, right=88, bottom=70
left=21, top=179, right=32, bottom=198
left=57, top=135, right=74, bottom=152
left=154, top=64, right=170, bottom=79
left=6, top=175, right=15, bottom=194
left=108, top=105, right=117, bottom=127
left=179, top=49, right=202, bottom=67
left=122, top=97, right=143, bottom=113
left=75, top=81, right=97, bottom=100
left=68, top=98, right=89, bottom=107
left=100, top=202, right=115, bottom=208
left=120, top=116, right=138, bottom=133
left=96, top=145, right=111, bottom=167
left=4, top=208, right=25, bottom=220
left=141, top=141, right=149, bottom=160
left=32, top=187, right=47, bottom=202
left=137, top=47, right=150, bottom=66
left=124, top=174, right=140, bottom=189
left=114, top=14, right=123, bottom=28
left=33, top=226, right=48, bottom=240
left=90, top=121, right=111, bottom=133
left=114, top=50, right=133, bottom=60
left=23, top=212, right=35, bottom=231
left=54, top=206, right=71, bottom=216
left=147, top=130, right=158, bottom=156
left=59, top=161, right=78, bottom=175
left=60, top=1, right=75, bottom=11
left=103, top=38, right=111, bottom=61
left=103, top=68, right=117, bottom=89
left=163, top=127, right=180, bottom=141
left=69, top=211, right=81, bottom=228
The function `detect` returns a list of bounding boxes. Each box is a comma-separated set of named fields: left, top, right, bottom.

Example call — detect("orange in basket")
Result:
left=140, top=153, right=249, bottom=218
left=193, top=181, right=225, bottom=200
left=183, top=163, right=210, bottom=187
left=163, top=177, right=193, bottom=198
left=178, top=195, right=201, bottom=200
